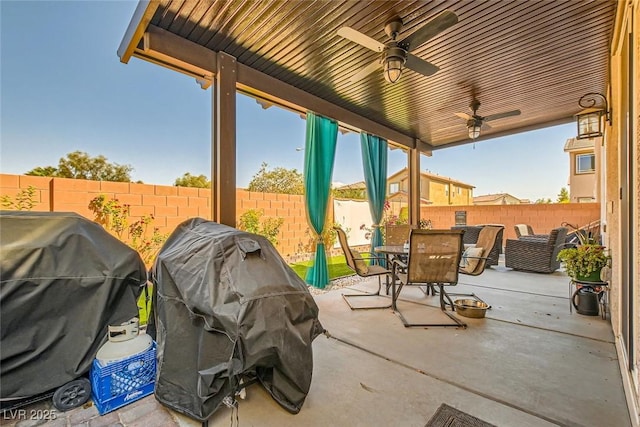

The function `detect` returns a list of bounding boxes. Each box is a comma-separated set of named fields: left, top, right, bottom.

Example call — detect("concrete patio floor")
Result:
left=2, top=258, right=630, bottom=427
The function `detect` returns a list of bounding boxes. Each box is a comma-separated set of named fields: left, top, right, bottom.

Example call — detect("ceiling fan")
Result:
left=337, top=10, right=458, bottom=84
left=454, top=100, right=521, bottom=139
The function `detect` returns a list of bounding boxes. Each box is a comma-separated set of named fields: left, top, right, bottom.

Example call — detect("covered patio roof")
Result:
left=118, top=0, right=616, bottom=226
left=119, top=0, right=616, bottom=151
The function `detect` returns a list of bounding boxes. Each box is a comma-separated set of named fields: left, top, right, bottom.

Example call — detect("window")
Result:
left=578, top=197, right=596, bottom=203
left=576, top=153, right=595, bottom=174
left=445, top=184, right=450, bottom=196
left=457, top=187, right=462, bottom=194
left=389, top=182, right=399, bottom=193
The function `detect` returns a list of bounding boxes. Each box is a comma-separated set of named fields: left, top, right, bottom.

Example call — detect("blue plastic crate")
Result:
left=91, top=341, right=156, bottom=415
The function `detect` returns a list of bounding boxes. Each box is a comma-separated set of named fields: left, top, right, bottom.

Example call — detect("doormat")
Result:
left=426, top=403, right=496, bottom=427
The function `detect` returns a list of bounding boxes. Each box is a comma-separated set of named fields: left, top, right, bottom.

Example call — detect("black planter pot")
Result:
left=572, top=287, right=600, bottom=316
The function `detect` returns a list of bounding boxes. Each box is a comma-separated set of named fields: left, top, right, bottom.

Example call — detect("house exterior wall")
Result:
left=567, top=147, right=599, bottom=202
left=606, top=0, right=640, bottom=423
left=387, top=169, right=473, bottom=206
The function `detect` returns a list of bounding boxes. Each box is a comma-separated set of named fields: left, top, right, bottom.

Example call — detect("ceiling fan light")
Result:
left=383, top=58, right=403, bottom=83
left=467, top=123, right=481, bottom=139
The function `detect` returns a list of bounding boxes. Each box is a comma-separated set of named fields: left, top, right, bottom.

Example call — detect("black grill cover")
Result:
left=0, top=211, right=146, bottom=399
left=150, top=219, right=324, bottom=421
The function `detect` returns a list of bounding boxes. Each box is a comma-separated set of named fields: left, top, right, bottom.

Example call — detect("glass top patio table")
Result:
left=374, top=245, right=407, bottom=255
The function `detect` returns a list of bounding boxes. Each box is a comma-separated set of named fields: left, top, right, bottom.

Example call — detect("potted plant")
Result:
left=557, top=229, right=610, bottom=281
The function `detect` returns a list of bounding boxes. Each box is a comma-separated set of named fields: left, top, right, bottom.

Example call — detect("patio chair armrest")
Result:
left=391, top=258, right=408, bottom=270
left=355, top=252, right=386, bottom=262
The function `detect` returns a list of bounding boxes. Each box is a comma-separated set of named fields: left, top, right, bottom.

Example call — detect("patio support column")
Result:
left=408, top=145, right=421, bottom=227
left=211, top=52, right=237, bottom=226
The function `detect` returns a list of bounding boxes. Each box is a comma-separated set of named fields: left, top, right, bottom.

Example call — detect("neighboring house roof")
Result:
left=387, top=167, right=475, bottom=189
left=336, top=181, right=366, bottom=190
left=338, top=168, right=474, bottom=192
left=387, top=190, right=432, bottom=205
left=473, top=193, right=523, bottom=204
left=564, top=137, right=597, bottom=152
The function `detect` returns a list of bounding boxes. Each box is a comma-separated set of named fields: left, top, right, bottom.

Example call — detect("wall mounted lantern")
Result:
left=576, top=92, right=611, bottom=139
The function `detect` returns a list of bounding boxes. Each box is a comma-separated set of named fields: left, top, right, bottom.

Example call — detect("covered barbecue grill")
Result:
left=150, top=218, right=324, bottom=421
left=0, top=211, right=146, bottom=410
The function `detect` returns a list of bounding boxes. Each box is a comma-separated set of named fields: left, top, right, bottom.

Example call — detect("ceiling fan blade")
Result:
left=405, top=53, right=439, bottom=76
left=348, top=59, right=381, bottom=83
left=454, top=112, right=473, bottom=121
left=484, top=109, right=521, bottom=121
left=433, top=124, right=464, bottom=133
left=337, top=27, right=385, bottom=52
left=399, top=10, right=458, bottom=51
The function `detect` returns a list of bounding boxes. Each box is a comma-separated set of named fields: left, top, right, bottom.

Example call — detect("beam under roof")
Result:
left=117, top=1, right=159, bottom=64
left=123, top=24, right=428, bottom=151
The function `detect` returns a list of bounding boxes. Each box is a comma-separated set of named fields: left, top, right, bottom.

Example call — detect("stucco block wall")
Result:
left=420, top=203, right=600, bottom=241
left=1, top=173, right=600, bottom=260
left=0, top=174, right=52, bottom=211
left=235, top=189, right=313, bottom=259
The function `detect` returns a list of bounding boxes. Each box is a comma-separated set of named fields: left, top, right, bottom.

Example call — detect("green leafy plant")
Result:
left=88, top=195, right=168, bottom=326
left=88, top=195, right=168, bottom=266
left=557, top=244, right=610, bottom=280
left=237, top=209, right=284, bottom=246
left=1, top=186, right=37, bottom=210
left=557, top=221, right=609, bottom=280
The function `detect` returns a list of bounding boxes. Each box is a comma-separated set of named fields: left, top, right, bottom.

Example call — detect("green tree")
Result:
left=174, top=172, right=211, bottom=188
left=247, top=162, right=304, bottom=195
left=333, top=187, right=366, bottom=199
left=557, top=187, right=570, bottom=203
left=25, top=166, right=58, bottom=177
left=25, top=151, right=133, bottom=182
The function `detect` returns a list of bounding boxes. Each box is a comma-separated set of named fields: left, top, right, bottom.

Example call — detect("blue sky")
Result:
left=1, top=1, right=575, bottom=201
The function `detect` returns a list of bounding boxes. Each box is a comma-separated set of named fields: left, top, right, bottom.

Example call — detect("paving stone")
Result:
left=117, top=398, right=161, bottom=424
left=67, top=405, right=98, bottom=426
left=125, top=409, right=176, bottom=427
left=87, top=411, right=121, bottom=427
left=35, top=418, right=66, bottom=427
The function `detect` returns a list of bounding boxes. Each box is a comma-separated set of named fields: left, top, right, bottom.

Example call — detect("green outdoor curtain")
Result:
left=304, top=112, right=338, bottom=288
left=361, top=133, right=388, bottom=265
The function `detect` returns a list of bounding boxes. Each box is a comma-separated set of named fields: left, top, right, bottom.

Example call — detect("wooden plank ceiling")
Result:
left=137, top=0, right=616, bottom=149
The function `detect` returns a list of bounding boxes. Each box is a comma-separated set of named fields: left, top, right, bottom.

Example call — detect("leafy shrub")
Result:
left=1, top=186, right=37, bottom=211
left=88, top=195, right=167, bottom=266
left=237, top=209, right=284, bottom=246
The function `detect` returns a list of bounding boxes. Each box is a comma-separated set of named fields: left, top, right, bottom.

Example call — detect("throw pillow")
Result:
left=352, top=251, right=369, bottom=275
left=460, top=246, right=484, bottom=273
